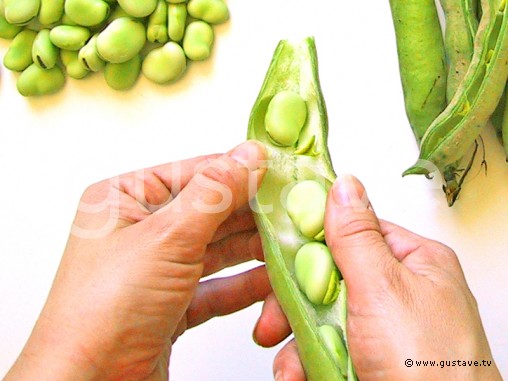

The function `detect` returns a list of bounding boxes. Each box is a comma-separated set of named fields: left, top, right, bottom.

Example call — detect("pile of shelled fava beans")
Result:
left=0, top=0, right=229, bottom=96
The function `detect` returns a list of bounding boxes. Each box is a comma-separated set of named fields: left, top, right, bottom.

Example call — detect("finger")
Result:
left=211, top=204, right=257, bottom=243
left=380, top=220, right=464, bottom=279
left=273, top=339, right=306, bottom=381
left=185, top=266, right=271, bottom=329
left=118, top=154, right=222, bottom=213
left=141, top=141, right=267, bottom=265
left=325, top=175, right=401, bottom=298
left=380, top=220, right=430, bottom=262
left=253, top=293, right=292, bottom=348
left=151, top=154, right=221, bottom=195
left=202, top=230, right=264, bottom=277
left=72, top=180, right=152, bottom=236
left=73, top=155, right=225, bottom=236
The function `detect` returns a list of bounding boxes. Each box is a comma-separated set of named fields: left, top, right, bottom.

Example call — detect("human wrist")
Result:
left=5, top=320, right=101, bottom=381
left=471, top=358, right=503, bottom=381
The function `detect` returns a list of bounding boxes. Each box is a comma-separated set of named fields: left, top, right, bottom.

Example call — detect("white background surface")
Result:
left=1, top=1, right=507, bottom=380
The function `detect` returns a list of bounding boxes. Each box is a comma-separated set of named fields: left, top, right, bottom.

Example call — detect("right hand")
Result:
left=254, top=175, right=503, bottom=381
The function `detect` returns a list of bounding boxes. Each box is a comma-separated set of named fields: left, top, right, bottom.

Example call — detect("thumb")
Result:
left=144, top=140, right=266, bottom=263
left=325, top=175, right=400, bottom=298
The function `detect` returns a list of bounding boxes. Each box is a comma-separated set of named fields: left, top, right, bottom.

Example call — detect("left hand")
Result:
left=5, top=141, right=269, bottom=381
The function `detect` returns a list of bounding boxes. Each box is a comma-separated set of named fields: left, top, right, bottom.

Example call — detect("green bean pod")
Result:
left=38, top=0, right=64, bottom=25
left=319, top=325, right=348, bottom=378
left=32, top=28, right=58, bottom=69
left=495, top=85, right=508, bottom=159
left=3, top=29, right=37, bottom=71
left=439, top=0, right=478, bottom=205
left=404, top=0, right=508, bottom=177
left=167, top=3, right=186, bottom=42
left=466, top=0, right=481, bottom=37
left=247, top=37, right=355, bottom=381
left=147, top=0, right=168, bottom=43
left=440, top=0, right=476, bottom=101
left=388, top=0, right=448, bottom=143
left=491, top=85, right=506, bottom=140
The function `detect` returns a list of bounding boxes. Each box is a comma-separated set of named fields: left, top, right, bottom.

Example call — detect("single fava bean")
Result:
left=183, top=20, right=214, bottom=61
left=79, top=34, right=105, bottom=72
left=50, top=25, right=91, bottom=50
left=32, top=29, right=58, bottom=69
left=106, top=5, right=130, bottom=23
left=318, top=325, right=348, bottom=377
left=117, top=0, right=157, bottom=17
left=3, top=29, right=37, bottom=71
left=265, top=91, right=307, bottom=147
left=147, top=0, right=168, bottom=43
left=65, top=0, right=110, bottom=27
left=294, top=242, right=340, bottom=306
left=104, top=54, right=141, bottom=90
left=0, top=14, right=22, bottom=39
left=187, top=0, right=229, bottom=24
left=38, top=0, right=64, bottom=25
left=4, top=0, right=40, bottom=25
left=142, top=41, right=186, bottom=84
left=96, top=17, right=146, bottom=63
left=167, top=3, right=186, bottom=42
left=17, top=63, right=65, bottom=96
left=60, top=13, right=78, bottom=26
left=61, top=49, right=89, bottom=79
left=286, top=179, right=327, bottom=240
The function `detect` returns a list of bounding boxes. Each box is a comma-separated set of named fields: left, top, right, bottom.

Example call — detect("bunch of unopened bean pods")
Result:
left=0, top=0, right=229, bottom=96
left=389, top=0, right=508, bottom=205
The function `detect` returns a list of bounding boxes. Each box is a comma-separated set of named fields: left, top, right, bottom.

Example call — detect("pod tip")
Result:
left=402, top=165, right=430, bottom=177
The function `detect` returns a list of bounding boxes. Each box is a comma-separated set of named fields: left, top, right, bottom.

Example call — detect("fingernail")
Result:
left=230, top=140, right=266, bottom=171
left=274, top=371, right=284, bottom=381
left=332, top=174, right=370, bottom=210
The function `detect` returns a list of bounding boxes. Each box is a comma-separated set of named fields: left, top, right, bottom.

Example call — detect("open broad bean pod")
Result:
left=247, top=37, right=356, bottom=381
